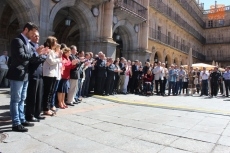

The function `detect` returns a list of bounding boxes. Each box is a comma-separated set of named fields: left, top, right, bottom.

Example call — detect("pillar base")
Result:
left=78, top=40, right=118, bottom=59
left=123, top=49, right=151, bottom=63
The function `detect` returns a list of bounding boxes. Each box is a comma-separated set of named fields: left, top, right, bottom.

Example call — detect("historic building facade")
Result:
left=0, top=0, right=229, bottom=66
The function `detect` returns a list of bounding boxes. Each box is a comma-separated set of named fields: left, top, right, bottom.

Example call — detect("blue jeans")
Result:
left=9, top=80, right=28, bottom=126
left=168, top=81, right=175, bottom=95
left=75, top=79, right=83, bottom=99
left=176, top=79, right=183, bottom=94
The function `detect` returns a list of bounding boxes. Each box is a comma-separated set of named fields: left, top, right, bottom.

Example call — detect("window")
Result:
left=208, top=20, right=213, bottom=27
left=167, top=32, right=171, bottom=45
left=168, top=7, right=172, bottom=16
left=219, top=19, right=224, bottom=26
left=157, top=26, right=161, bottom=40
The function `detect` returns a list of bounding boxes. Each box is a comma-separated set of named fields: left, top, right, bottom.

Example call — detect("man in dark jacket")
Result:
left=67, top=45, right=79, bottom=105
left=210, top=67, right=221, bottom=97
left=25, top=31, right=46, bottom=122
left=96, top=54, right=107, bottom=95
left=105, top=58, right=115, bottom=95
left=6, top=22, right=47, bottom=132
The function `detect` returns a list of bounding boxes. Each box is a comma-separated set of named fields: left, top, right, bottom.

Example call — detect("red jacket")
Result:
left=144, top=74, right=153, bottom=83
left=61, top=55, right=75, bottom=79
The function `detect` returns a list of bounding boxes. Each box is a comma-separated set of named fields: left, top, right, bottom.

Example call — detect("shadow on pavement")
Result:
left=0, top=105, right=9, bottom=110
left=0, top=111, right=11, bottom=128
left=0, top=126, right=12, bottom=133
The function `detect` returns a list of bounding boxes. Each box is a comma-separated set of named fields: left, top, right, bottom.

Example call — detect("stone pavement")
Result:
left=1, top=89, right=230, bottom=153
left=94, top=93, right=230, bottom=116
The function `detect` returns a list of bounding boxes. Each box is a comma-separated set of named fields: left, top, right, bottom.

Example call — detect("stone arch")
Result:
left=50, top=0, right=97, bottom=41
left=181, top=58, right=185, bottom=65
left=6, top=0, right=39, bottom=27
left=174, top=57, right=179, bottom=65
left=164, top=54, right=172, bottom=66
left=113, top=20, right=138, bottom=51
left=154, top=51, right=163, bottom=63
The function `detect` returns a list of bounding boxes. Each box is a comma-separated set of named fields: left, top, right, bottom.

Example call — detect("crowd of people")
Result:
left=3, top=22, right=229, bottom=132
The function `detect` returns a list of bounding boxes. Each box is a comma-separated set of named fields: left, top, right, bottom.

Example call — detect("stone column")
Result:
left=101, top=0, right=117, bottom=59
left=140, top=0, right=149, bottom=51
left=39, top=0, right=50, bottom=44
left=103, top=0, right=114, bottom=41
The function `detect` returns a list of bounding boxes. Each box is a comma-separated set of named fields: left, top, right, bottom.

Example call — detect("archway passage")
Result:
left=0, top=0, right=20, bottom=52
left=154, top=53, right=159, bottom=63
left=113, top=27, right=123, bottom=58
left=53, top=7, right=79, bottom=47
left=51, top=1, right=97, bottom=52
left=174, top=57, right=179, bottom=66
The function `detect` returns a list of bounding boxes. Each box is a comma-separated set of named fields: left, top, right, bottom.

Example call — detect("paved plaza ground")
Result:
left=1, top=89, right=230, bottom=153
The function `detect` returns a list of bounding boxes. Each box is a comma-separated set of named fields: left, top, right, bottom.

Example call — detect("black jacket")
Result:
left=96, top=59, right=107, bottom=77
left=69, top=54, right=82, bottom=79
left=28, top=42, right=46, bottom=80
left=6, top=34, right=35, bottom=81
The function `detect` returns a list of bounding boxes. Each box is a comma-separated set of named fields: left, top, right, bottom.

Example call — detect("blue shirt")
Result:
left=168, top=69, right=178, bottom=82
left=223, top=71, right=230, bottom=80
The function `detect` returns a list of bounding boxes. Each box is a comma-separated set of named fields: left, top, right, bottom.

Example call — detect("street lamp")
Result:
left=65, top=17, right=71, bottom=26
left=65, top=8, right=71, bottom=26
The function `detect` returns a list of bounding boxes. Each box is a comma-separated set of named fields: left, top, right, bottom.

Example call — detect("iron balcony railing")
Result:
left=149, top=0, right=206, bottom=44
left=114, top=0, right=147, bottom=20
left=206, top=37, right=230, bottom=44
left=149, top=27, right=205, bottom=60
left=176, top=0, right=205, bottom=28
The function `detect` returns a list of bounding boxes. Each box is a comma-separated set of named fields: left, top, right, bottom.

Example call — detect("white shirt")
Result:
left=200, top=71, right=209, bottom=80
left=153, top=66, right=164, bottom=80
left=0, top=55, right=9, bottom=69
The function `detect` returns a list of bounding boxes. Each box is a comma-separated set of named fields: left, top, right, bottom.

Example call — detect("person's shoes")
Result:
left=27, top=117, right=40, bottom=122
left=73, top=101, right=80, bottom=104
left=43, top=110, right=55, bottom=116
left=21, top=121, right=34, bottom=127
left=66, top=103, right=74, bottom=106
left=36, top=115, right=46, bottom=120
left=78, top=98, right=82, bottom=101
left=12, top=124, right=28, bottom=132
left=50, top=106, right=56, bottom=112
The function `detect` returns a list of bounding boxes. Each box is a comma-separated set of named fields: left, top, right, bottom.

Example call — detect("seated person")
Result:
left=143, top=69, right=154, bottom=94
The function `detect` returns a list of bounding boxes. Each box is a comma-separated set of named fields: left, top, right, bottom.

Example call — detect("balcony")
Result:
left=149, top=27, right=205, bottom=61
left=83, top=0, right=108, bottom=5
left=114, top=0, right=147, bottom=24
left=176, top=0, right=205, bottom=28
left=149, top=0, right=206, bottom=44
left=206, top=37, right=230, bottom=44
